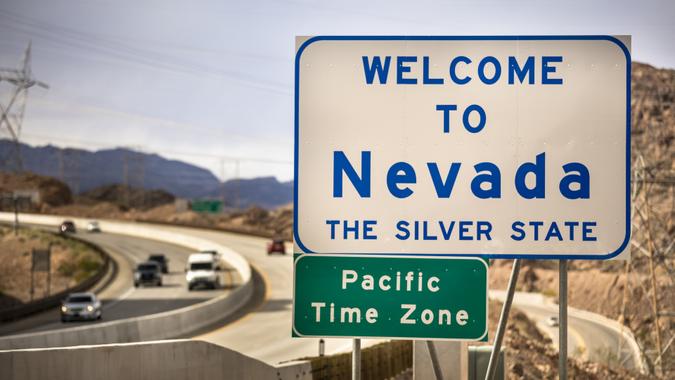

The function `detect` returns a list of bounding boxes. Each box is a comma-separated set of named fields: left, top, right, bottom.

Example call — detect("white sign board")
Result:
left=294, top=36, right=630, bottom=260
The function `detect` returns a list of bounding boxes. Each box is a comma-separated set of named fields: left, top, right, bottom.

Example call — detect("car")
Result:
left=134, top=262, right=163, bottom=287
left=267, top=239, right=286, bottom=255
left=148, top=254, right=169, bottom=273
left=186, top=253, right=220, bottom=291
left=546, top=316, right=559, bottom=327
left=86, top=221, right=101, bottom=233
left=60, top=220, right=76, bottom=234
left=199, top=250, right=222, bottom=269
left=61, top=292, right=102, bottom=322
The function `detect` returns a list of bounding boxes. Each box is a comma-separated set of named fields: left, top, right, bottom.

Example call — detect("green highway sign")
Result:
left=190, top=199, right=223, bottom=213
left=293, top=254, right=488, bottom=340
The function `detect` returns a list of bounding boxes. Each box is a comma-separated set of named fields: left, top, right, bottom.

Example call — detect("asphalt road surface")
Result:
left=491, top=290, right=641, bottom=371
left=132, top=224, right=380, bottom=365
left=0, top=229, right=234, bottom=336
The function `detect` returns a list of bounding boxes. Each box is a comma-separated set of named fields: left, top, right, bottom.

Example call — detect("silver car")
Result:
left=86, top=221, right=101, bottom=233
left=61, top=292, right=102, bottom=322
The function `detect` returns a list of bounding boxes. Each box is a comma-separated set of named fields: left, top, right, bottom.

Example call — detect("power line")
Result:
left=0, top=10, right=291, bottom=96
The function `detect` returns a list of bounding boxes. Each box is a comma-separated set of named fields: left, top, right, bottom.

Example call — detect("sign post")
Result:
left=294, top=36, right=630, bottom=378
left=559, top=260, right=568, bottom=380
left=485, top=259, right=520, bottom=380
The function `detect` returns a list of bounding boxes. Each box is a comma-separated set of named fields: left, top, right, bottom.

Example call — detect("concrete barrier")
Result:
left=0, top=339, right=313, bottom=380
left=0, top=212, right=253, bottom=350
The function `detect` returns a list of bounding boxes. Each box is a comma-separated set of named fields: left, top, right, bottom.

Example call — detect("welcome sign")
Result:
left=294, top=36, right=630, bottom=259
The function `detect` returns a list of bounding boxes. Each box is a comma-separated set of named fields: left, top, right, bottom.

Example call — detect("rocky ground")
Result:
left=0, top=225, right=103, bottom=309
left=480, top=301, right=654, bottom=380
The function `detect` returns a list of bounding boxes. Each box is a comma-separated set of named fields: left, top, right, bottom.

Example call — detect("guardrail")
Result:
left=0, top=212, right=253, bottom=350
left=0, top=232, right=112, bottom=323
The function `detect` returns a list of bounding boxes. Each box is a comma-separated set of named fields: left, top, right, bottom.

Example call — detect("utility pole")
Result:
left=234, top=159, right=240, bottom=209
left=71, top=150, right=80, bottom=194
left=219, top=158, right=226, bottom=208
left=122, top=151, right=129, bottom=208
left=58, top=149, right=64, bottom=182
left=0, top=42, right=48, bottom=171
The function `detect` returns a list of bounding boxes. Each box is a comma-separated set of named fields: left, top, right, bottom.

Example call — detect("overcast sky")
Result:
left=0, top=0, right=673, bottom=181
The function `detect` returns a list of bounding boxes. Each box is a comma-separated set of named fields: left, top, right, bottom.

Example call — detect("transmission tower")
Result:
left=122, top=147, right=145, bottom=209
left=0, top=42, right=48, bottom=172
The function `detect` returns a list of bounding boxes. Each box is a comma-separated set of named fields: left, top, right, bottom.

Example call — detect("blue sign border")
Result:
left=294, top=35, right=631, bottom=260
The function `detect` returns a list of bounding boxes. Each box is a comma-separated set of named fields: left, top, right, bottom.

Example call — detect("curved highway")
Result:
left=0, top=218, right=644, bottom=373
left=89, top=223, right=641, bottom=369
left=490, top=290, right=642, bottom=372
left=130, top=224, right=381, bottom=364
left=0, top=229, right=235, bottom=336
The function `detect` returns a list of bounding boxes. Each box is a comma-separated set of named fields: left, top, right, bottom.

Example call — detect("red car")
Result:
left=267, top=239, right=286, bottom=255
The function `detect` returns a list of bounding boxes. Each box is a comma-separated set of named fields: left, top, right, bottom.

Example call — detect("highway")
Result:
left=136, top=224, right=380, bottom=365
left=0, top=220, right=643, bottom=373
left=490, top=290, right=642, bottom=372
left=0, top=229, right=235, bottom=336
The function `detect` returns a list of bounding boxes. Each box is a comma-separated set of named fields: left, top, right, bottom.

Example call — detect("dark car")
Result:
left=148, top=254, right=169, bottom=273
left=60, top=220, right=76, bottom=233
left=267, top=239, right=286, bottom=255
left=134, top=262, right=163, bottom=287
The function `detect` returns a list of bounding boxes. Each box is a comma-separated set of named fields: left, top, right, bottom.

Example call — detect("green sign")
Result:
left=293, top=254, right=488, bottom=340
left=190, top=200, right=222, bottom=213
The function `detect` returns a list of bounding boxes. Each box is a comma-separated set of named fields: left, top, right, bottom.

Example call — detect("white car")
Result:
left=61, top=292, right=102, bottom=322
left=186, top=253, right=220, bottom=291
left=86, top=221, right=101, bottom=233
left=199, top=250, right=223, bottom=269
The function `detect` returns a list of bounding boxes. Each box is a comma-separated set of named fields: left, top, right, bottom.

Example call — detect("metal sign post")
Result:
left=559, top=260, right=568, bottom=379
left=426, top=341, right=444, bottom=380
left=485, top=259, right=521, bottom=380
left=352, top=338, right=361, bottom=380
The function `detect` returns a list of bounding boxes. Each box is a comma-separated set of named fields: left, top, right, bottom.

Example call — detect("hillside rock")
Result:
left=79, top=184, right=175, bottom=211
left=0, top=171, right=72, bottom=207
left=0, top=142, right=221, bottom=198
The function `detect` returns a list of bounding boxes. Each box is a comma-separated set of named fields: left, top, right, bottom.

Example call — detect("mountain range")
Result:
left=0, top=140, right=293, bottom=209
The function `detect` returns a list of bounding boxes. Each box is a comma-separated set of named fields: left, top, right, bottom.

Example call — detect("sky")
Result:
left=0, top=0, right=673, bottom=181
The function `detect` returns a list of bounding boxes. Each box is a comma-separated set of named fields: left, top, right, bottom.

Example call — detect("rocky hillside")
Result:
left=0, top=141, right=293, bottom=209
left=0, top=171, right=72, bottom=209
left=79, top=184, right=175, bottom=211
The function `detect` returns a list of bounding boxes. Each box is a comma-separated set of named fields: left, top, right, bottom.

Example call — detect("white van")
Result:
left=185, top=253, right=220, bottom=291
